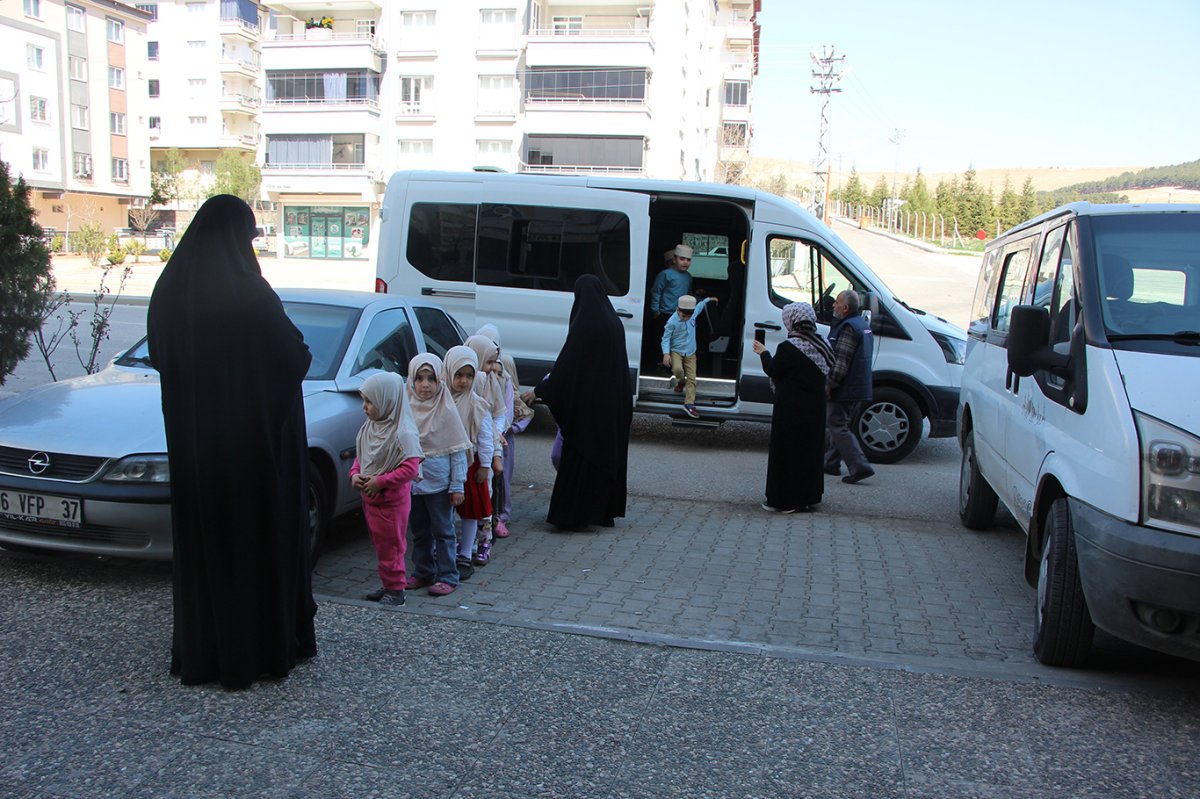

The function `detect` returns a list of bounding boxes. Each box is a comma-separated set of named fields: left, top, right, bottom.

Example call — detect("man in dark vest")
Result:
left=824, top=289, right=876, bottom=484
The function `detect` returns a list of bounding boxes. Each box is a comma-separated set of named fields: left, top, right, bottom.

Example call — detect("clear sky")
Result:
left=750, top=0, right=1200, bottom=175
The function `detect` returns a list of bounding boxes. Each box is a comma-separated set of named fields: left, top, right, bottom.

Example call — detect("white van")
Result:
left=958, top=202, right=1200, bottom=666
left=375, top=170, right=966, bottom=463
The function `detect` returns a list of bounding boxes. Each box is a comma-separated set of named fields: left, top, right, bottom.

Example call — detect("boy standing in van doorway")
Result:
left=824, top=290, right=876, bottom=484
left=647, top=244, right=695, bottom=368
left=662, top=294, right=717, bottom=419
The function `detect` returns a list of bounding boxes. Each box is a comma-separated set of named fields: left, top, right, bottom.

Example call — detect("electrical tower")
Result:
left=810, top=46, right=845, bottom=223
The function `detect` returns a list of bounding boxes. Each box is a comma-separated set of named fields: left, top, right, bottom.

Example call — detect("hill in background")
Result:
left=747, top=158, right=1200, bottom=204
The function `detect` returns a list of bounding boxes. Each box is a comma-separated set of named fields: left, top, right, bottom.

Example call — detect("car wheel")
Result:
left=1033, top=497, right=1095, bottom=667
left=307, top=462, right=328, bottom=567
left=855, top=387, right=923, bottom=464
left=958, top=428, right=998, bottom=529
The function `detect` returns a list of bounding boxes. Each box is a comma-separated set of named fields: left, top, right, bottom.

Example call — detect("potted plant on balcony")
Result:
left=305, top=16, right=333, bottom=38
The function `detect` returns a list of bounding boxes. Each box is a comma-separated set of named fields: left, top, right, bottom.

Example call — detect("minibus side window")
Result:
left=991, top=247, right=1032, bottom=335
left=477, top=203, right=630, bottom=294
left=407, top=202, right=477, bottom=282
left=767, top=237, right=817, bottom=307
left=1030, top=225, right=1066, bottom=312
left=968, top=250, right=999, bottom=338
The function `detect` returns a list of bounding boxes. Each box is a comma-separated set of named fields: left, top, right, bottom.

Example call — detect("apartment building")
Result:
left=1, top=0, right=152, bottom=238
left=252, top=0, right=760, bottom=261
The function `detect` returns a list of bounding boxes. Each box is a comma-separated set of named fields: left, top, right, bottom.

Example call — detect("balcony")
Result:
left=260, top=162, right=384, bottom=199
left=261, top=31, right=385, bottom=72
left=717, top=10, right=755, bottom=43
left=525, top=23, right=653, bottom=68
left=219, top=92, right=260, bottom=116
left=218, top=55, right=261, bottom=79
left=260, top=99, right=382, bottom=136
left=218, top=133, right=259, bottom=151
left=219, top=16, right=261, bottom=43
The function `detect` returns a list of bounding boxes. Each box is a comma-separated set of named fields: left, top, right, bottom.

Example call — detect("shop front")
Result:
left=281, top=205, right=371, bottom=259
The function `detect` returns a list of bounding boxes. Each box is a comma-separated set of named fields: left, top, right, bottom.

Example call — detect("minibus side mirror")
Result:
left=860, top=291, right=877, bottom=328
left=1007, top=305, right=1069, bottom=378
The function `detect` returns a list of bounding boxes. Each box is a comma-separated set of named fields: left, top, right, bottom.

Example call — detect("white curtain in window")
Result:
left=323, top=72, right=346, bottom=101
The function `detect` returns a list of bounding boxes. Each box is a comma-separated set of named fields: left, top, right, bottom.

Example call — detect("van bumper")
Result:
left=1071, top=499, right=1200, bottom=662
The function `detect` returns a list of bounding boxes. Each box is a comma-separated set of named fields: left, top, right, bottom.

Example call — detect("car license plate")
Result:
left=0, top=489, right=82, bottom=528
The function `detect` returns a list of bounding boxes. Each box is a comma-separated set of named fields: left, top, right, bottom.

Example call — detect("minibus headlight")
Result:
left=1136, top=412, right=1200, bottom=531
left=931, top=331, right=966, bottom=365
left=101, top=454, right=171, bottom=483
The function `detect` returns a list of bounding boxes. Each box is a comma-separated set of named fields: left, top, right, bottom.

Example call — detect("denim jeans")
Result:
left=410, top=492, right=459, bottom=586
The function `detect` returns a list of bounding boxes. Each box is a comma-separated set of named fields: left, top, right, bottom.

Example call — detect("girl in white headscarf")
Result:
left=350, top=372, right=424, bottom=606
left=443, top=345, right=494, bottom=575
left=473, top=325, right=534, bottom=542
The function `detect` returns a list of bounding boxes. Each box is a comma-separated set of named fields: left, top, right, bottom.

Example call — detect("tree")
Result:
left=958, top=167, right=995, bottom=236
left=151, top=148, right=186, bottom=207
left=902, top=169, right=935, bottom=219
left=0, top=160, right=54, bottom=385
left=128, top=203, right=160, bottom=244
left=842, top=168, right=866, bottom=207
left=869, top=175, right=889, bottom=210
left=210, top=150, right=262, bottom=206
left=1017, top=177, right=1039, bottom=221
left=996, top=176, right=1023, bottom=232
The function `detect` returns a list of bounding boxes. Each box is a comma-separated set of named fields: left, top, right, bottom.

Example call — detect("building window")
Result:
left=188, top=40, right=206, bottom=49
left=110, top=112, right=126, bottom=135
left=525, top=68, right=647, bottom=103
left=398, top=139, right=433, bottom=167
left=477, top=75, right=515, bottom=115
left=399, top=76, right=433, bottom=115
left=551, top=15, right=582, bottom=34
left=73, top=152, right=92, bottom=178
left=355, top=18, right=376, bottom=36
left=477, top=139, right=512, bottom=157
left=400, top=10, right=435, bottom=46
left=106, top=18, right=124, bottom=44
left=112, top=157, right=129, bottom=182
left=188, top=78, right=206, bottom=88
left=149, top=116, right=160, bottom=130
left=480, top=8, right=516, bottom=25
left=723, top=80, right=748, bottom=107
left=198, top=160, right=215, bottom=175
left=266, top=70, right=380, bottom=104
left=148, top=79, right=160, bottom=97
left=27, top=45, right=45, bottom=71
left=24, top=0, right=41, bottom=18
left=186, top=2, right=204, bottom=13
left=524, top=135, right=644, bottom=172
left=69, top=56, right=87, bottom=81
left=71, top=104, right=89, bottom=130
left=108, top=66, right=125, bottom=89
left=189, top=115, right=207, bottom=125
left=148, top=41, right=159, bottom=60
left=29, top=97, right=48, bottom=123
left=32, top=148, right=49, bottom=171
left=66, top=4, right=84, bottom=30
left=135, top=4, right=158, bottom=21
left=721, top=122, right=747, bottom=147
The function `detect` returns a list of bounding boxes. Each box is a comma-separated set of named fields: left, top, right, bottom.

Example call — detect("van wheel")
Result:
left=1033, top=498, right=1095, bottom=667
left=307, top=462, right=328, bottom=567
left=958, top=429, right=998, bottom=529
left=854, top=387, right=922, bottom=464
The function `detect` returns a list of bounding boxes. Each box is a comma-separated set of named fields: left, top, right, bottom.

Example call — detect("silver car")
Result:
left=0, top=288, right=465, bottom=560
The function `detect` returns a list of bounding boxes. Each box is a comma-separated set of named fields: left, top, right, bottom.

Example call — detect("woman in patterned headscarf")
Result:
left=752, top=302, right=833, bottom=513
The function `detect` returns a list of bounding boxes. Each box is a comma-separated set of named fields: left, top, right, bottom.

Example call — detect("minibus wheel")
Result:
left=1032, top=498, right=1095, bottom=667
left=855, top=387, right=922, bottom=464
left=958, top=428, right=998, bottom=529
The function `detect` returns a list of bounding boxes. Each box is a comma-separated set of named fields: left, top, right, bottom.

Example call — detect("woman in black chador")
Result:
left=530, top=275, right=633, bottom=529
left=148, top=194, right=317, bottom=689
left=752, top=302, right=833, bottom=513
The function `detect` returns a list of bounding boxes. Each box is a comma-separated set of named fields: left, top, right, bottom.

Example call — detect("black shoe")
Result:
left=842, top=469, right=876, bottom=485
left=378, top=589, right=406, bottom=607
left=456, top=557, right=475, bottom=582
left=364, top=587, right=387, bottom=601
left=823, top=466, right=841, bottom=476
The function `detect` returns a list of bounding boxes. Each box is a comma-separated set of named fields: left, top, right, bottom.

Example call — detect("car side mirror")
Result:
left=1007, top=305, right=1069, bottom=378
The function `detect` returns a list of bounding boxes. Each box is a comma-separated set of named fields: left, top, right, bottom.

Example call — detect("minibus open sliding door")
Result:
left=475, top=183, right=649, bottom=392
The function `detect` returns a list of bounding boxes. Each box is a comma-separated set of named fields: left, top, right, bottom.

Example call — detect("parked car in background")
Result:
left=0, top=289, right=466, bottom=561
left=957, top=202, right=1200, bottom=667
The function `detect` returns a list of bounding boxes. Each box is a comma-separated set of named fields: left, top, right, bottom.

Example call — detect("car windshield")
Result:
left=1091, top=214, right=1200, bottom=343
left=115, top=301, right=360, bottom=381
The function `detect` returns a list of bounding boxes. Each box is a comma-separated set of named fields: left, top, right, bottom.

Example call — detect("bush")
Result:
left=0, top=160, right=54, bottom=385
left=74, top=222, right=107, bottom=267
left=51, top=235, right=64, bottom=253
left=126, top=239, right=146, bottom=263
left=105, top=235, right=127, bottom=265
left=159, top=247, right=172, bottom=262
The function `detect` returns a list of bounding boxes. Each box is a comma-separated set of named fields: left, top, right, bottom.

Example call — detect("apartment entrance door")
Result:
left=309, top=210, right=344, bottom=259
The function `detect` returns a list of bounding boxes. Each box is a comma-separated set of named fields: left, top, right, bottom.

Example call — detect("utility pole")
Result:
left=888, top=128, right=905, bottom=231
left=810, top=46, right=845, bottom=224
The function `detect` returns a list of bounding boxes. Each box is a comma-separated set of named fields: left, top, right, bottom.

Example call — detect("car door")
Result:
left=474, top=183, right=649, bottom=390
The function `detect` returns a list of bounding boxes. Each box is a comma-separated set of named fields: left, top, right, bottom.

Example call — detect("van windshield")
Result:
left=1090, top=214, right=1200, bottom=343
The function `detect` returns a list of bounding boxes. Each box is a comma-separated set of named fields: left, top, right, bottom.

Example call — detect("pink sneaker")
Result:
left=494, top=520, right=510, bottom=539
left=428, top=581, right=456, bottom=596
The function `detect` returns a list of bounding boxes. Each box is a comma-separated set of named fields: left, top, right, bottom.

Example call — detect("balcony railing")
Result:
left=262, top=162, right=371, bottom=171
left=519, top=162, right=644, bottom=176
left=397, top=101, right=432, bottom=116
left=525, top=93, right=646, bottom=105
left=266, top=31, right=385, bottom=52
left=262, top=97, right=379, bottom=109
left=529, top=26, right=650, bottom=38
left=219, top=16, right=260, bottom=35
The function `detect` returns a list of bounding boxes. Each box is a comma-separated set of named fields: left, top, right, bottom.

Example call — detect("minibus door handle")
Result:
left=754, top=322, right=782, bottom=331
left=615, top=309, right=633, bottom=319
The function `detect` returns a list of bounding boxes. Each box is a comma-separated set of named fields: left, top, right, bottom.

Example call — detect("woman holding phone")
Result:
left=751, top=302, right=833, bottom=513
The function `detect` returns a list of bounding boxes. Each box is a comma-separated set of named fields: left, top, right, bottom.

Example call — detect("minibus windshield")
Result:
left=1090, top=214, right=1200, bottom=341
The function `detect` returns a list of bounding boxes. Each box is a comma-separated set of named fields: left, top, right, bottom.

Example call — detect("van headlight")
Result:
left=101, top=454, right=171, bottom=483
left=930, top=331, right=967, bottom=365
left=1136, top=412, right=1200, bottom=532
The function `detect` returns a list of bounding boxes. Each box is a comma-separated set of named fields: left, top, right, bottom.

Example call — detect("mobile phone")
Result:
left=754, top=329, right=766, bottom=345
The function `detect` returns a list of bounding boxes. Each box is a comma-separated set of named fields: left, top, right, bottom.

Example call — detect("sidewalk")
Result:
left=49, top=252, right=373, bottom=299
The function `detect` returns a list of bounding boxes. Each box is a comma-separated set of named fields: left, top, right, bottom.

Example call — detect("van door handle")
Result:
left=421, top=287, right=476, bottom=299
left=615, top=310, right=633, bottom=319
left=754, top=322, right=782, bottom=331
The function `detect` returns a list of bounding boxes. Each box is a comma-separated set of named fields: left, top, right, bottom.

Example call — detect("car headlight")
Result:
left=930, top=331, right=967, bottom=365
left=101, top=454, right=170, bottom=483
left=1136, top=412, right=1200, bottom=533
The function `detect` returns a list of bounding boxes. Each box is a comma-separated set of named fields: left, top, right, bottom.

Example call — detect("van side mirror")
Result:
left=860, top=291, right=877, bottom=328
left=1007, top=305, right=1069, bottom=377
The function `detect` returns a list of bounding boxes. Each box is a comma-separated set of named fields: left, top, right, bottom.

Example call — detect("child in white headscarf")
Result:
left=351, top=372, right=424, bottom=607
left=443, top=345, right=494, bottom=579
left=474, top=324, right=533, bottom=542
